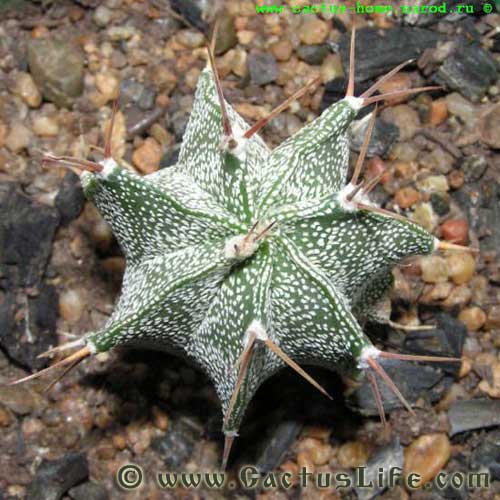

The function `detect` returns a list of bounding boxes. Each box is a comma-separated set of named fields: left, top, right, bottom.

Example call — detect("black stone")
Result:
left=151, top=417, right=202, bottom=470
left=436, top=40, right=498, bottom=102
left=248, top=53, right=278, bottom=86
left=350, top=117, right=399, bottom=158
left=403, top=313, right=466, bottom=375
left=26, top=453, right=89, bottom=500
left=451, top=174, right=500, bottom=253
left=319, top=77, right=372, bottom=112
left=338, top=27, right=441, bottom=83
left=449, top=399, right=500, bottom=436
left=0, top=184, right=59, bottom=288
left=55, top=171, right=85, bottom=226
left=469, top=429, right=500, bottom=481
left=68, top=481, right=109, bottom=500
left=296, top=44, right=329, bottom=65
left=355, top=438, right=404, bottom=500
left=430, top=192, right=450, bottom=216
left=254, top=418, right=302, bottom=473
left=169, top=0, right=209, bottom=35
left=350, top=359, right=449, bottom=416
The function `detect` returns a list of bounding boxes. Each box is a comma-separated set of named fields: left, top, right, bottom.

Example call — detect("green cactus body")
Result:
left=78, top=67, right=435, bottom=440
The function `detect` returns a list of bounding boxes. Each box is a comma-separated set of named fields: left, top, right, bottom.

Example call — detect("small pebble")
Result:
left=5, top=122, right=32, bottom=153
left=441, top=219, right=468, bottom=245
left=411, top=202, right=437, bottom=232
left=404, top=434, right=451, bottom=489
left=445, top=252, right=475, bottom=285
left=337, top=441, right=369, bottom=468
left=445, top=92, right=478, bottom=125
left=478, top=361, right=500, bottom=399
left=420, top=256, right=449, bottom=283
left=297, top=437, right=331, bottom=466
left=93, top=5, right=113, bottom=27
left=390, top=141, right=419, bottom=162
left=429, top=98, right=448, bottom=126
left=298, top=18, right=329, bottom=45
left=419, top=148, right=454, bottom=175
left=381, top=105, right=420, bottom=141
left=112, top=433, right=127, bottom=450
left=132, top=138, right=162, bottom=174
left=14, top=72, right=42, bottom=108
left=59, top=288, right=86, bottom=322
left=441, top=285, right=472, bottom=309
left=395, top=187, right=420, bottom=209
left=270, top=39, right=293, bottom=62
left=320, top=53, right=344, bottom=83
left=177, top=30, right=205, bottom=49
left=107, top=25, right=135, bottom=41
left=378, top=72, right=412, bottom=105
left=214, top=13, right=237, bottom=55
left=458, top=306, right=486, bottom=332
left=486, top=306, right=500, bottom=330
left=416, top=174, right=449, bottom=193
left=420, top=282, right=453, bottom=303
left=32, top=115, right=59, bottom=136
left=95, top=71, right=120, bottom=102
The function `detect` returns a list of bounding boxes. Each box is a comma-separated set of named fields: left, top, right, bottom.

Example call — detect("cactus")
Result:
left=12, top=27, right=469, bottom=468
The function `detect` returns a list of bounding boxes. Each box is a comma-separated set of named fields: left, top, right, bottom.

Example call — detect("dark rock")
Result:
left=214, top=12, right=237, bottom=55
left=26, top=453, right=89, bottom=500
left=159, top=144, right=181, bottom=169
left=403, top=313, right=466, bottom=375
left=1, top=283, right=58, bottom=370
left=339, top=27, right=441, bottom=83
left=448, top=399, right=500, bottom=436
left=68, top=481, right=108, bottom=500
left=169, top=0, right=209, bottom=35
left=430, top=192, right=450, bottom=216
left=55, top=171, right=85, bottom=226
left=436, top=40, right=498, bottom=102
left=296, top=44, right=329, bottom=65
left=151, top=417, right=202, bottom=470
left=319, top=78, right=371, bottom=112
left=120, top=79, right=157, bottom=111
left=350, top=359, right=449, bottom=416
left=469, top=429, right=500, bottom=481
left=355, top=438, right=404, bottom=500
left=451, top=173, right=500, bottom=253
left=254, top=418, right=302, bottom=473
left=27, top=38, right=84, bottom=108
left=248, top=53, right=278, bottom=86
left=0, top=184, right=59, bottom=369
left=350, top=117, right=399, bottom=158
left=0, top=184, right=59, bottom=288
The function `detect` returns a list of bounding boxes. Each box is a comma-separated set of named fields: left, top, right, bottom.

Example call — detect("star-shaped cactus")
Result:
left=13, top=27, right=469, bottom=468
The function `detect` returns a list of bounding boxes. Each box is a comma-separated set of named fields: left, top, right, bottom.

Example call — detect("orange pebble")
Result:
left=441, top=219, right=469, bottom=245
